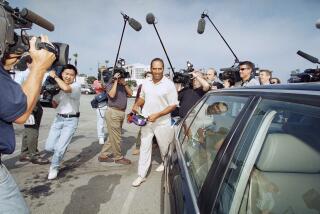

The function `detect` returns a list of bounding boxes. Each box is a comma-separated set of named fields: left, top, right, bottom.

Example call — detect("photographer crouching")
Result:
left=44, top=64, right=80, bottom=180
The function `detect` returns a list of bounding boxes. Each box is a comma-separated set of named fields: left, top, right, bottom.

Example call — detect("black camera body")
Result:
left=173, top=61, right=194, bottom=88
left=0, top=1, right=68, bottom=66
left=288, top=68, right=320, bottom=83
left=39, top=66, right=63, bottom=108
left=112, top=67, right=130, bottom=79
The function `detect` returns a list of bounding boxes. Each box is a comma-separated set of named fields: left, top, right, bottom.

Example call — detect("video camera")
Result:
left=111, top=58, right=130, bottom=79
left=0, top=1, right=69, bottom=67
left=173, top=61, right=194, bottom=88
left=289, top=50, right=320, bottom=83
left=219, top=63, right=259, bottom=83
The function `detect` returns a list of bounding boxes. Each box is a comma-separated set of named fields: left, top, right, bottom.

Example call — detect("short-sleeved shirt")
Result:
left=106, top=81, right=127, bottom=110
left=0, top=65, right=27, bottom=154
left=140, top=77, right=178, bottom=122
left=179, top=87, right=207, bottom=118
left=53, top=82, right=81, bottom=114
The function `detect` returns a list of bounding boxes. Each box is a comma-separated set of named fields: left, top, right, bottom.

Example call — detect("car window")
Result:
left=180, top=95, right=248, bottom=195
left=214, top=99, right=320, bottom=214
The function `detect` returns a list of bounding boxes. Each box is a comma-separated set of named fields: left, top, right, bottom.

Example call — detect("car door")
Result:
left=165, top=92, right=255, bottom=214
left=212, top=94, right=320, bottom=214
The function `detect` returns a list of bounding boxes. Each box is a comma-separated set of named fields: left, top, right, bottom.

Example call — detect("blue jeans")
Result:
left=45, top=115, right=79, bottom=169
left=0, top=164, right=29, bottom=213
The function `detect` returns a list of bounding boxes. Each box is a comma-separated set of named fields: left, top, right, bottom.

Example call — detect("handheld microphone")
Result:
left=146, top=13, right=155, bottom=24
left=128, top=18, right=142, bottom=31
left=297, top=50, right=319, bottom=64
left=20, top=8, right=54, bottom=31
left=197, top=18, right=206, bottom=34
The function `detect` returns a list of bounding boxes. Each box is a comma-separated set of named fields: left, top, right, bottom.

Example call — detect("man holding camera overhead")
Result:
left=98, top=68, right=133, bottom=165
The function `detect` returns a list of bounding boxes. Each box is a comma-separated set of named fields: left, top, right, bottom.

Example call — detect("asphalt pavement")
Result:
left=3, top=95, right=163, bottom=214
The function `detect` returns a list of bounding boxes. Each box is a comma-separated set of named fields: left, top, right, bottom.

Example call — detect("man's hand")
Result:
left=113, top=73, right=121, bottom=80
left=29, top=35, right=56, bottom=73
left=132, top=104, right=140, bottom=114
left=49, top=70, right=57, bottom=78
left=148, top=113, right=160, bottom=122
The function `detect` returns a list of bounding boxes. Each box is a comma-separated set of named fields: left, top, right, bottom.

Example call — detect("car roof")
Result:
left=209, top=83, right=320, bottom=96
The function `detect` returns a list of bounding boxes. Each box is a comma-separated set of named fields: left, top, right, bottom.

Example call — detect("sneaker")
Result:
left=99, top=138, right=105, bottom=145
left=132, top=176, right=146, bottom=187
left=115, top=157, right=131, bottom=165
left=132, top=148, right=140, bottom=155
left=155, top=163, right=164, bottom=172
left=48, top=167, right=59, bottom=180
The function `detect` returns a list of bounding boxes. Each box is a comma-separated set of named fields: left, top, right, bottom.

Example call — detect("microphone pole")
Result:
left=147, top=13, right=175, bottom=75
left=114, top=12, right=129, bottom=69
left=201, top=12, right=239, bottom=64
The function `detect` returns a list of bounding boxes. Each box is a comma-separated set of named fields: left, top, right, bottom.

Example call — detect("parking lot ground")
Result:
left=3, top=95, right=162, bottom=214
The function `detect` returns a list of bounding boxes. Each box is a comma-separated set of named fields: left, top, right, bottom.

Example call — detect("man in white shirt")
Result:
left=44, top=64, right=81, bottom=180
left=131, top=58, right=178, bottom=187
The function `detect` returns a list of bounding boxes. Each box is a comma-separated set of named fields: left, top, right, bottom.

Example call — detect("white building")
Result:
left=124, top=63, right=150, bottom=86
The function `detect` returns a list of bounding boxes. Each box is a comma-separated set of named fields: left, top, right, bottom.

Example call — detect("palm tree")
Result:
left=73, top=53, right=78, bottom=67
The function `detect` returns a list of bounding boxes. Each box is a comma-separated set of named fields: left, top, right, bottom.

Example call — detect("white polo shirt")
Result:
left=140, top=77, right=178, bottom=122
left=53, top=82, right=81, bottom=114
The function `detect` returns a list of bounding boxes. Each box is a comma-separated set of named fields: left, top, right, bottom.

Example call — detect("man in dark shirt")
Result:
left=0, top=36, right=55, bottom=213
left=178, top=71, right=210, bottom=118
left=98, top=71, right=133, bottom=165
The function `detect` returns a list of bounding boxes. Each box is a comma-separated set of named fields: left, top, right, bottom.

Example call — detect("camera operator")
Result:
left=0, top=36, right=56, bottom=213
left=259, top=69, right=272, bottom=85
left=92, top=66, right=108, bottom=145
left=12, top=56, right=49, bottom=165
left=178, top=70, right=210, bottom=119
left=44, top=64, right=80, bottom=180
left=98, top=69, right=133, bottom=165
left=235, top=61, right=260, bottom=87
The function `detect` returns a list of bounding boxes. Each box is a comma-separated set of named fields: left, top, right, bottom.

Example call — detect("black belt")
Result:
left=58, top=112, right=80, bottom=118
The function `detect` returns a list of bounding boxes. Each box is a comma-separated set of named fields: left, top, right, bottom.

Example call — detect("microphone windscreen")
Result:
left=146, top=13, right=155, bottom=24
left=316, top=18, right=320, bottom=29
left=297, top=50, right=319, bottom=64
left=21, top=8, right=54, bottom=31
left=128, top=18, right=142, bottom=31
left=197, top=18, right=205, bottom=34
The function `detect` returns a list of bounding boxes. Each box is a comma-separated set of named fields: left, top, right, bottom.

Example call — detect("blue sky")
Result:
left=11, top=0, right=320, bottom=82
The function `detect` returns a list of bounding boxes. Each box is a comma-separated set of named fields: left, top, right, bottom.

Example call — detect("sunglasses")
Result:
left=239, top=67, right=250, bottom=71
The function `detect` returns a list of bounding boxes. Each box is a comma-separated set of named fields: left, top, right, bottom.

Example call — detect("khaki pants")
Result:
left=100, top=108, right=125, bottom=160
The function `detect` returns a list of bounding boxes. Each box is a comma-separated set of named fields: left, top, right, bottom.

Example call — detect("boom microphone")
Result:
left=197, top=18, right=206, bottom=34
left=146, top=13, right=155, bottom=24
left=128, top=18, right=142, bottom=31
left=297, top=50, right=319, bottom=64
left=316, top=18, right=320, bottom=29
left=20, top=8, right=54, bottom=31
